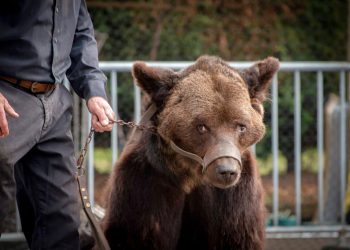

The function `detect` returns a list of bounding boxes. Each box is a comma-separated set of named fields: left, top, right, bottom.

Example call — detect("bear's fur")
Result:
left=102, top=56, right=279, bottom=250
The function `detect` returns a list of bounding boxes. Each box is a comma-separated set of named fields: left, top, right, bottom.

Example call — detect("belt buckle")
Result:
left=30, top=82, right=40, bottom=93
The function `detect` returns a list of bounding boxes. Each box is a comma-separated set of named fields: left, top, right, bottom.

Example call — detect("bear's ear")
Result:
left=132, top=62, right=178, bottom=105
left=241, top=57, right=279, bottom=102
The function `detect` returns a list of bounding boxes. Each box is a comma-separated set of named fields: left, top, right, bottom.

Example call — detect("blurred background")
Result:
left=1, top=1, right=349, bottom=250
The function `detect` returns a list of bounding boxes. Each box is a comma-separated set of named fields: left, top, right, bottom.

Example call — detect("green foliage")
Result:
left=256, top=148, right=320, bottom=176
left=257, top=151, right=288, bottom=176
left=94, top=147, right=113, bottom=173
left=89, top=1, right=347, bottom=61
left=301, top=148, right=319, bottom=173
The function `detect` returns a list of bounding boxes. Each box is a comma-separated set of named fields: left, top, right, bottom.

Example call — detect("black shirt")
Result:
left=0, top=0, right=107, bottom=100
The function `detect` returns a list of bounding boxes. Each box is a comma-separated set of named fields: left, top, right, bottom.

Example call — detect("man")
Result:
left=0, top=1, right=115, bottom=249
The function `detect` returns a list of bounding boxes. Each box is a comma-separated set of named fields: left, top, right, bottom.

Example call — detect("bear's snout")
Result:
left=216, top=163, right=239, bottom=182
left=205, top=157, right=241, bottom=189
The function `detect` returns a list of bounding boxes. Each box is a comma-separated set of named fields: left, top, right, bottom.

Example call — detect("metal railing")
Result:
left=1, top=61, right=349, bottom=242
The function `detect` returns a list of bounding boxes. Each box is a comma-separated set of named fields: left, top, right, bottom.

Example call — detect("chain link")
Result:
left=111, top=119, right=156, bottom=133
left=76, top=118, right=156, bottom=176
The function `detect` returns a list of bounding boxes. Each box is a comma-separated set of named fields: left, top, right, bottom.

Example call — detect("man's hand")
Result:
left=87, top=96, right=115, bottom=132
left=0, top=92, right=19, bottom=137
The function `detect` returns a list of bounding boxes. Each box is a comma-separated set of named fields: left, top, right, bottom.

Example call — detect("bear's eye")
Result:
left=237, top=124, right=247, bottom=133
left=197, top=124, right=208, bottom=134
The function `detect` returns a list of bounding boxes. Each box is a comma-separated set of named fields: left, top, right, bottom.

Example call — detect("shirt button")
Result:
left=56, top=7, right=59, bottom=13
left=54, top=38, right=57, bottom=43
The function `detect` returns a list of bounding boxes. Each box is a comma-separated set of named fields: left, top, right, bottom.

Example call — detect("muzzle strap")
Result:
left=170, top=140, right=204, bottom=166
left=170, top=140, right=242, bottom=173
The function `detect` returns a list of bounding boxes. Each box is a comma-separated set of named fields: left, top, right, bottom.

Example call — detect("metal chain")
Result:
left=76, top=119, right=156, bottom=176
left=111, top=119, right=156, bottom=133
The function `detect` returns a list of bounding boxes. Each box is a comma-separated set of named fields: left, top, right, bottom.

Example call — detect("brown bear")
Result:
left=102, top=56, right=279, bottom=250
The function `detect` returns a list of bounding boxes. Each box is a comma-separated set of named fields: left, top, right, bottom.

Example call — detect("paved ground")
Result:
left=266, top=238, right=350, bottom=250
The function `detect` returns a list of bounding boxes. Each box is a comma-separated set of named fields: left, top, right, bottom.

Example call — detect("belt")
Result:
left=0, top=76, right=56, bottom=94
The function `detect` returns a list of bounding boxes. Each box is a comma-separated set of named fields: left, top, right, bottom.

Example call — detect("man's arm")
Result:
left=66, top=0, right=114, bottom=132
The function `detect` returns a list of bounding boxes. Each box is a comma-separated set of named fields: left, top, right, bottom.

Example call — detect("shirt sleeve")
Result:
left=66, top=0, right=107, bottom=100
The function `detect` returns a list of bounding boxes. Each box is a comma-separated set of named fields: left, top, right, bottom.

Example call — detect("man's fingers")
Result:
left=87, top=96, right=115, bottom=132
left=0, top=108, right=9, bottom=137
left=91, top=110, right=113, bottom=132
left=96, top=105, right=109, bottom=126
left=103, top=105, right=115, bottom=121
left=0, top=93, right=18, bottom=137
left=91, top=115, right=104, bottom=132
left=102, top=107, right=115, bottom=131
left=104, top=123, right=113, bottom=131
left=95, top=105, right=113, bottom=131
left=4, top=100, right=19, bottom=118
left=91, top=115, right=113, bottom=132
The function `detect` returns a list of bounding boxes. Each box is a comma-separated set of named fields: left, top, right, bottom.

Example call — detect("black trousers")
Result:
left=0, top=80, right=80, bottom=249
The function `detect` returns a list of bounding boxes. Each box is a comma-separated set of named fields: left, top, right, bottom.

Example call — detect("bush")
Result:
left=94, top=147, right=113, bottom=173
left=256, top=151, right=287, bottom=176
left=301, top=148, right=318, bottom=173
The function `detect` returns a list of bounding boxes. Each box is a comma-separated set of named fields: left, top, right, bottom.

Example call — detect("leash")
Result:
left=76, top=128, right=110, bottom=250
left=76, top=104, right=157, bottom=250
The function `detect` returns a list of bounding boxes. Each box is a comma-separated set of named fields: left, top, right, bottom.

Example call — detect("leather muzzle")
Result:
left=170, top=140, right=242, bottom=173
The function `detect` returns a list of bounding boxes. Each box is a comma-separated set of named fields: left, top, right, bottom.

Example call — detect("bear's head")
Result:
left=132, top=56, right=279, bottom=190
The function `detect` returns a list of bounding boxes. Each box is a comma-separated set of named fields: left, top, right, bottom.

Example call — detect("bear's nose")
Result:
left=216, top=165, right=238, bottom=182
